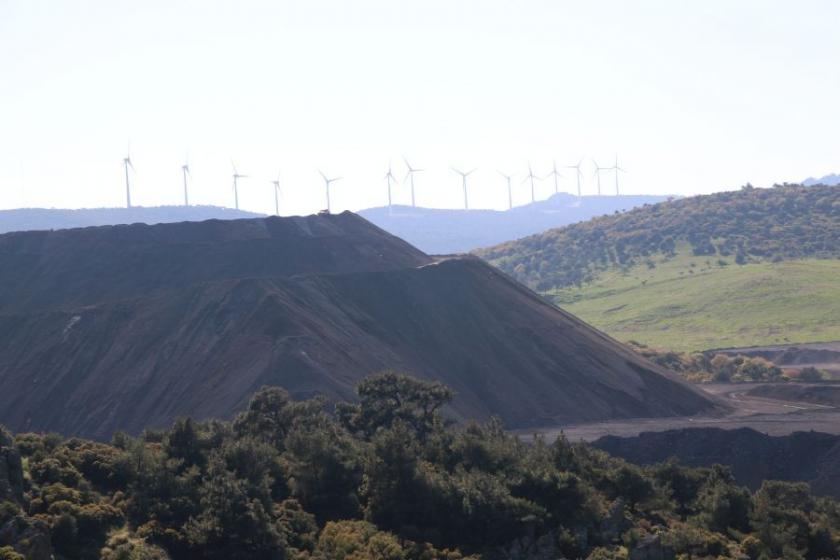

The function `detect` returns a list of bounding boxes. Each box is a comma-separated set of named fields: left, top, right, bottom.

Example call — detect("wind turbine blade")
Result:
left=466, top=168, right=476, bottom=176
left=451, top=167, right=463, bottom=175
left=318, top=170, right=328, bottom=181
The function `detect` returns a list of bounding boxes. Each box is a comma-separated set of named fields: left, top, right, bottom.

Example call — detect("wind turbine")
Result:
left=384, top=161, right=398, bottom=209
left=610, top=154, right=626, bottom=196
left=403, top=157, right=423, bottom=207
left=565, top=158, right=584, bottom=197
left=181, top=157, right=190, bottom=206
left=318, top=170, right=341, bottom=213
left=231, top=160, right=247, bottom=210
left=545, top=160, right=563, bottom=195
left=498, top=171, right=514, bottom=210
left=523, top=162, right=540, bottom=203
left=122, top=147, right=135, bottom=208
left=271, top=171, right=281, bottom=216
left=451, top=167, right=476, bottom=210
left=592, top=159, right=609, bottom=196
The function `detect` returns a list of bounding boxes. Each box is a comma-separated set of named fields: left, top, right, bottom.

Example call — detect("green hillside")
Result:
left=555, top=256, right=840, bottom=351
left=478, top=184, right=840, bottom=350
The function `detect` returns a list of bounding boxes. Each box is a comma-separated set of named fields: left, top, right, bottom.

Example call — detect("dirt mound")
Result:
left=0, top=214, right=720, bottom=438
left=0, top=205, right=265, bottom=235
left=0, top=212, right=429, bottom=313
left=594, top=427, right=840, bottom=498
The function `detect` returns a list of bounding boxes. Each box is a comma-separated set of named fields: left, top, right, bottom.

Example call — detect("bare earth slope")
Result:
left=0, top=213, right=719, bottom=439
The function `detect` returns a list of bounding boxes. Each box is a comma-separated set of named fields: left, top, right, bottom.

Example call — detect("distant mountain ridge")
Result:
left=0, top=195, right=670, bottom=255
left=803, top=173, right=840, bottom=186
left=0, top=205, right=264, bottom=234
left=0, top=212, right=719, bottom=439
left=359, top=193, right=674, bottom=254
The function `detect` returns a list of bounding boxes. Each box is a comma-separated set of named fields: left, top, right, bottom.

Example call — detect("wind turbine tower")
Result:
left=451, top=167, right=476, bottom=210
left=499, top=171, right=514, bottom=210
left=271, top=171, right=281, bottom=216
left=592, top=159, right=609, bottom=196
left=610, top=155, right=626, bottom=196
left=319, top=170, right=342, bottom=213
left=523, top=162, right=540, bottom=203
left=565, top=158, right=584, bottom=197
left=122, top=150, right=134, bottom=208
left=181, top=158, right=190, bottom=206
left=231, top=160, right=247, bottom=210
left=546, top=160, right=563, bottom=194
left=384, top=161, right=398, bottom=209
left=403, top=157, right=423, bottom=207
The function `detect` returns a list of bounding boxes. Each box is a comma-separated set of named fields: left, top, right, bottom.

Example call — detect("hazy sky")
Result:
left=1, top=1, right=839, bottom=214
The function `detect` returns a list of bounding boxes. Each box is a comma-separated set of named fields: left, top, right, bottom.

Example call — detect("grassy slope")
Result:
left=551, top=253, right=840, bottom=352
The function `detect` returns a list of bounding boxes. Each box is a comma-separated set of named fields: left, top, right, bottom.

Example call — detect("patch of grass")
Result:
left=549, top=256, right=840, bottom=352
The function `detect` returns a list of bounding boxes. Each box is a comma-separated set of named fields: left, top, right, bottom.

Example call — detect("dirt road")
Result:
left=525, top=383, right=840, bottom=442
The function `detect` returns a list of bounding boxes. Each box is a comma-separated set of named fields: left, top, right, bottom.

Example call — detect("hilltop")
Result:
left=0, top=213, right=717, bottom=438
left=478, top=184, right=840, bottom=350
left=0, top=205, right=264, bottom=234
left=359, top=193, right=672, bottom=254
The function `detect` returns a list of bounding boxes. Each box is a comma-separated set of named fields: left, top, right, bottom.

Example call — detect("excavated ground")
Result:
left=0, top=213, right=720, bottom=439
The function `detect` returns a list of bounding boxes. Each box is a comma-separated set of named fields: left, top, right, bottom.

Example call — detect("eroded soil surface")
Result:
left=528, top=383, right=840, bottom=441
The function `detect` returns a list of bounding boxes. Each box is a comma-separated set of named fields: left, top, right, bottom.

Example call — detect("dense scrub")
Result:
left=1, top=373, right=839, bottom=559
left=478, top=183, right=840, bottom=290
left=627, top=342, right=831, bottom=383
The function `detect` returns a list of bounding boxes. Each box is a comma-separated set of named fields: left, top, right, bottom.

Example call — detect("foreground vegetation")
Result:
left=1, top=373, right=839, bottom=560
left=478, top=184, right=840, bottom=351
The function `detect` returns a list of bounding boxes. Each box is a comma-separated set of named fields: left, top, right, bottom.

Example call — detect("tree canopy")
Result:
left=0, top=372, right=838, bottom=559
left=478, top=183, right=840, bottom=290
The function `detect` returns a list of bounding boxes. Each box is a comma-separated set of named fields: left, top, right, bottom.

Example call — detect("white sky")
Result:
left=1, top=0, right=839, bottom=214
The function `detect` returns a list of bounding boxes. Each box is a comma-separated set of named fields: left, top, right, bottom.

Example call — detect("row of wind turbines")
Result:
left=121, top=151, right=626, bottom=214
